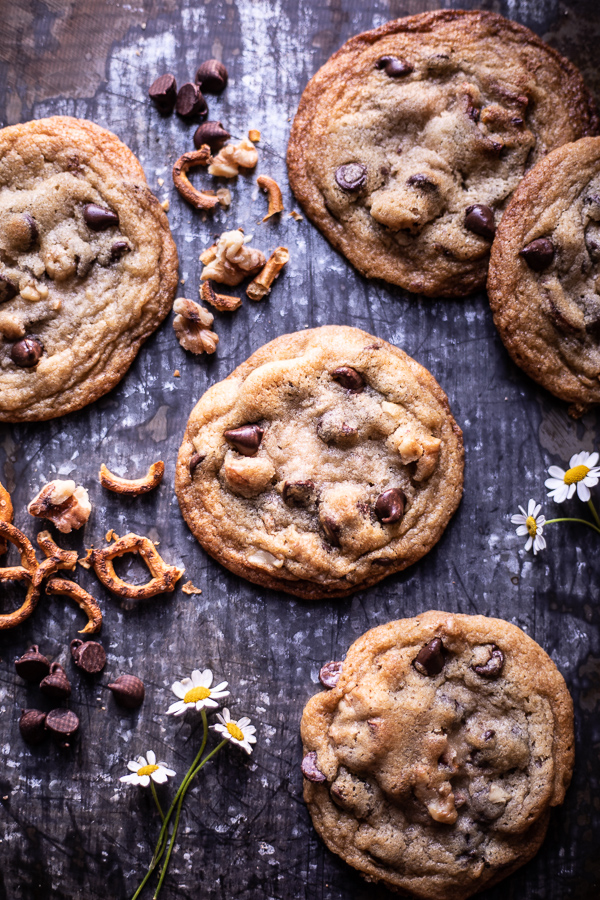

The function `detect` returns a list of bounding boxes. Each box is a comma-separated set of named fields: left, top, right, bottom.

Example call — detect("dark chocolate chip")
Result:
left=176, top=82, right=208, bottom=119
left=319, top=661, right=343, bottom=689
left=0, top=273, right=19, bottom=303
left=71, top=639, right=106, bottom=674
left=520, top=238, right=555, bottom=271
left=149, top=73, right=177, bottom=113
left=110, top=241, right=130, bottom=261
left=301, top=751, right=326, bottom=783
left=10, top=338, right=43, bottom=368
left=15, top=645, right=50, bottom=682
left=189, top=452, right=204, bottom=474
left=40, top=663, right=71, bottom=700
left=107, top=674, right=145, bottom=709
left=321, top=516, right=341, bottom=548
left=84, top=204, right=119, bottom=230
left=375, top=56, right=413, bottom=77
left=335, top=164, right=367, bottom=193
left=283, top=479, right=315, bottom=507
left=195, top=59, right=228, bottom=94
left=224, top=424, right=264, bottom=456
left=194, top=121, right=231, bottom=151
left=407, top=173, right=438, bottom=192
left=472, top=646, right=504, bottom=679
left=19, top=709, right=47, bottom=745
left=464, top=204, right=495, bottom=241
left=331, top=366, right=364, bottom=392
left=45, top=708, right=79, bottom=744
left=483, top=729, right=496, bottom=741
left=375, top=488, right=406, bottom=524
left=413, top=637, right=445, bottom=676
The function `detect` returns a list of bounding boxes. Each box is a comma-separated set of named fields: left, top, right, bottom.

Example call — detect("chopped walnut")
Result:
left=216, top=187, right=232, bottom=208
left=27, top=480, right=92, bottom=533
left=200, top=229, right=266, bottom=287
left=208, top=137, right=259, bottom=178
left=0, top=312, right=26, bottom=340
left=223, top=454, right=276, bottom=498
left=173, top=298, right=219, bottom=354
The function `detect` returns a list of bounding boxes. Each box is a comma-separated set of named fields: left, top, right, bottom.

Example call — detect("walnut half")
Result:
left=27, top=480, right=91, bottom=533
left=200, top=229, right=266, bottom=287
left=173, top=298, right=219, bottom=354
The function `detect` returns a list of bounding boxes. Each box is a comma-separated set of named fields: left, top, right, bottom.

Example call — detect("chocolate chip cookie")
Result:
left=175, top=326, right=463, bottom=599
left=301, top=611, right=574, bottom=899
left=488, top=137, right=600, bottom=417
left=0, top=116, right=178, bottom=421
left=287, top=10, right=598, bottom=298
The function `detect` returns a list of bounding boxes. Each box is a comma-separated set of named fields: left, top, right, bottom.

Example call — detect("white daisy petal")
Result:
left=120, top=773, right=138, bottom=784
left=152, top=770, right=168, bottom=784
left=577, top=481, right=591, bottom=502
left=567, top=483, right=577, bottom=500
left=127, top=760, right=139, bottom=772
left=172, top=682, right=187, bottom=700
left=511, top=514, right=526, bottom=525
left=524, top=536, right=533, bottom=551
left=191, top=670, right=203, bottom=686
left=146, top=750, right=156, bottom=765
left=167, top=700, right=185, bottom=715
left=140, top=775, right=150, bottom=787
left=547, top=466, right=566, bottom=480
left=516, top=524, right=528, bottom=536
left=587, top=452, right=599, bottom=468
left=199, top=669, right=213, bottom=687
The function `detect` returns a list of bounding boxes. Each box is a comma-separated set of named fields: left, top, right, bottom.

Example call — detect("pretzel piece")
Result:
left=257, top=175, right=283, bottom=221
left=0, top=521, right=40, bottom=630
left=0, top=481, right=13, bottom=556
left=99, top=461, right=165, bottom=496
left=90, top=532, right=184, bottom=599
left=45, top=578, right=103, bottom=634
left=172, top=145, right=220, bottom=210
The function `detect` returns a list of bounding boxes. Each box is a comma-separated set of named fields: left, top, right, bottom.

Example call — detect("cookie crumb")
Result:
left=173, top=369, right=180, bottom=377
left=161, top=199, right=170, bottom=212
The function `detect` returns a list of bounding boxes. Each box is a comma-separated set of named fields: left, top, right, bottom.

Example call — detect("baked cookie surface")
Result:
left=488, top=136, right=600, bottom=416
left=301, top=611, right=574, bottom=900
left=175, top=326, right=463, bottom=599
left=0, top=116, right=178, bottom=421
left=287, top=10, right=597, bottom=298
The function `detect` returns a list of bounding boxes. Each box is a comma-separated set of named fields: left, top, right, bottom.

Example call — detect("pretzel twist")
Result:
left=90, top=532, right=184, bottom=599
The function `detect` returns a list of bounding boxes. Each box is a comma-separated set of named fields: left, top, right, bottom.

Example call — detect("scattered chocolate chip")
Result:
left=189, top=452, right=204, bottom=474
left=321, top=516, right=341, bottom=548
left=464, top=204, right=495, bottom=241
left=331, top=366, right=365, bottom=392
left=71, top=639, right=106, bottom=674
left=10, top=338, right=43, bottom=368
left=335, top=164, right=367, bottom=192
left=520, top=238, right=555, bottom=271
left=375, top=488, right=406, bottom=524
left=19, top=709, right=47, bottom=745
left=301, top=751, right=326, bottom=783
left=224, top=424, right=264, bottom=456
left=107, top=674, right=145, bottom=709
left=148, top=73, right=177, bottom=113
left=84, top=204, right=119, bottom=230
left=15, top=645, right=50, bottom=682
left=407, top=173, right=438, bottom=192
left=40, top=663, right=71, bottom=700
left=283, top=480, right=315, bottom=507
left=319, top=661, right=343, bottom=689
left=45, top=708, right=79, bottom=744
left=176, top=82, right=208, bottom=119
left=375, top=56, right=413, bottom=77
left=110, top=241, right=130, bottom=261
left=0, top=273, right=19, bottom=304
left=483, top=729, right=496, bottom=741
left=472, top=646, right=504, bottom=679
left=195, top=59, right=228, bottom=94
left=413, top=638, right=445, bottom=676
left=194, top=120, right=231, bottom=152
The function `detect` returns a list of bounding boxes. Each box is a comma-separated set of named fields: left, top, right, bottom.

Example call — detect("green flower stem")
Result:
left=150, top=782, right=165, bottom=824
left=588, top=498, right=600, bottom=530
left=545, top=516, right=600, bottom=536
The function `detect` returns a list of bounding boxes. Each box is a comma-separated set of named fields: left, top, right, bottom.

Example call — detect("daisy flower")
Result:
left=120, top=750, right=175, bottom=787
left=167, top=668, right=229, bottom=716
left=545, top=451, right=600, bottom=503
left=211, top=708, right=257, bottom=755
left=511, top=499, right=546, bottom=555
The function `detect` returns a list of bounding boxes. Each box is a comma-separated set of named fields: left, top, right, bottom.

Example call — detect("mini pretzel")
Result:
left=0, top=521, right=40, bottom=630
left=0, top=481, right=13, bottom=556
left=257, top=175, right=283, bottom=221
left=99, top=461, right=165, bottom=496
left=45, top=578, right=103, bottom=634
left=246, top=246, right=289, bottom=301
left=172, top=145, right=220, bottom=210
left=90, top=532, right=184, bottom=599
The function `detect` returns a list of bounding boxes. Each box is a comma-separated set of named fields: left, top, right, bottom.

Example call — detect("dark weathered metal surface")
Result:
left=1, top=2, right=599, bottom=898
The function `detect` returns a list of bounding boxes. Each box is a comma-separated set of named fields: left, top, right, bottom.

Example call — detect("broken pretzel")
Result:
left=257, top=175, right=283, bottom=221
left=200, top=281, right=242, bottom=312
left=89, top=532, right=184, bottom=600
left=0, top=522, right=40, bottom=630
left=0, top=480, right=13, bottom=556
left=246, top=246, right=289, bottom=301
left=45, top=578, right=103, bottom=634
left=99, top=461, right=165, bottom=496
left=172, top=145, right=220, bottom=210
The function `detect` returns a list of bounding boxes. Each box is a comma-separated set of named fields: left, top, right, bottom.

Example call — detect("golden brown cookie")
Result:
left=287, top=10, right=597, bottom=298
left=175, top=326, right=463, bottom=599
left=301, top=611, right=574, bottom=899
left=0, top=116, right=178, bottom=421
left=488, top=136, right=600, bottom=417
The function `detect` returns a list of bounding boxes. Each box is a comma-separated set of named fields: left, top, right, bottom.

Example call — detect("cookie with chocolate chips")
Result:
left=175, top=325, right=463, bottom=599
left=287, top=10, right=597, bottom=298
left=488, top=136, right=600, bottom=416
left=0, top=116, right=178, bottom=421
left=301, top=611, right=574, bottom=899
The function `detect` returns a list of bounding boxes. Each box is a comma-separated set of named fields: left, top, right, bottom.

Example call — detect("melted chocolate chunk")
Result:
left=301, top=751, right=326, bottom=782
left=407, top=174, right=438, bottom=192
left=472, top=646, right=504, bottom=679
left=375, top=488, right=406, bottom=524
left=224, top=425, right=264, bottom=456
left=331, top=366, right=364, bottom=392
left=319, top=660, right=343, bottom=689
left=84, top=204, right=119, bottom=230
left=321, top=516, right=341, bottom=547
left=413, top=637, right=445, bottom=676
left=283, top=479, right=315, bottom=507
left=0, top=274, right=18, bottom=303
left=335, top=164, right=367, bottom=192
left=10, top=338, right=43, bottom=368
left=464, top=204, right=495, bottom=241
left=375, top=56, right=414, bottom=77
left=520, top=238, right=555, bottom=271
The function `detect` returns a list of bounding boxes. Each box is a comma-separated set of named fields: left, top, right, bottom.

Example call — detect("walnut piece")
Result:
left=27, top=480, right=92, bottom=533
left=0, top=311, right=26, bottom=340
left=200, top=229, right=266, bottom=287
left=173, top=298, right=219, bottom=354
left=223, top=455, right=276, bottom=498
left=208, top=137, right=259, bottom=178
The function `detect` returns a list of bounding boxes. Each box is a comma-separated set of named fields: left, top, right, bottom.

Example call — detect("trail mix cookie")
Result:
left=0, top=116, right=178, bottom=421
left=488, top=137, right=600, bottom=416
left=175, top=326, right=463, bottom=599
left=287, top=10, right=597, bottom=297
left=301, top=611, right=574, bottom=899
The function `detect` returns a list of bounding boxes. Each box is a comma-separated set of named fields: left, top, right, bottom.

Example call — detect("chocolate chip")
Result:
left=195, top=59, right=228, bottom=94
left=15, top=645, right=50, bottom=682
left=45, top=708, right=79, bottom=744
left=319, top=661, right=343, bottom=689
left=110, top=241, right=130, bottom=261
left=0, top=274, right=18, bottom=303
left=39, top=663, right=71, bottom=700
left=189, top=452, right=204, bottom=474
left=375, top=56, right=413, bottom=77
left=413, top=638, right=445, bottom=676
left=107, top=674, right=145, bottom=709
left=10, top=338, right=43, bottom=368
left=520, top=238, right=555, bottom=271
left=194, top=121, right=231, bottom=151
left=71, top=639, right=106, bottom=674
left=407, top=173, right=438, bottom=192
left=483, top=729, right=495, bottom=741
left=84, top=204, right=119, bottom=230
left=283, top=480, right=315, bottom=507
left=335, top=164, right=367, bottom=192
left=375, top=488, right=406, bottom=524
left=472, top=646, right=504, bottom=679
left=464, top=205, right=495, bottom=241
left=149, top=73, right=177, bottom=113
left=224, top=424, right=264, bottom=456
left=301, top=751, right=326, bottom=783
left=331, top=366, right=364, bottom=392
left=19, top=709, right=47, bottom=745
left=321, top=516, right=341, bottom=548
left=176, top=82, right=208, bottom=119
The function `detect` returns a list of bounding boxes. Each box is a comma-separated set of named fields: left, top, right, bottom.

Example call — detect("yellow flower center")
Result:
left=564, top=464, right=589, bottom=485
left=525, top=516, right=537, bottom=537
left=137, top=764, right=159, bottom=777
left=226, top=722, right=245, bottom=741
left=184, top=685, right=211, bottom=703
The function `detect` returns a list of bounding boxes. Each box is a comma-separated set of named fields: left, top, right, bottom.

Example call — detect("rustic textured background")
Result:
left=1, top=1, right=599, bottom=898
